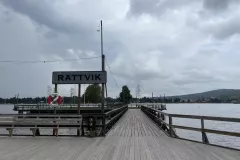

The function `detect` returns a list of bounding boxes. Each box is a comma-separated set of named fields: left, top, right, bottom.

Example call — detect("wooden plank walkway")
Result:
left=0, top=110, right=239, bottom=160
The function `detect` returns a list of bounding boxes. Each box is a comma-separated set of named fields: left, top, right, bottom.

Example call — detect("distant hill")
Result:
left=168, top=89, right=240, bottom=100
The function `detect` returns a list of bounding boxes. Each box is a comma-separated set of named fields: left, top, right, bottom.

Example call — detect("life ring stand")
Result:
left=47, top=93, right=63, bottom=105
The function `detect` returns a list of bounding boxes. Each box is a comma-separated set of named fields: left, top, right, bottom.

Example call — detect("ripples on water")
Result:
left=0, top=104, right=240, bottom=149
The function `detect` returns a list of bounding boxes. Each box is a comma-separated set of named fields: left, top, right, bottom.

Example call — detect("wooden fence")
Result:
left=0, top=105, right=128, bottom=137
left=141, top=105, right=240, bottom=148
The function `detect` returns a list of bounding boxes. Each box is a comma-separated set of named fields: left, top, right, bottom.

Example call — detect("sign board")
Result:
left=52, top=71, right=107, bottom=84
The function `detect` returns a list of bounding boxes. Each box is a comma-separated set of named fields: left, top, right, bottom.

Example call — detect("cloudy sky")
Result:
left=1, top=0, right=240, bottom=98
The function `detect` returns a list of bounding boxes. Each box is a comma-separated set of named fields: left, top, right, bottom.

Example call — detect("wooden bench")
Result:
left=0, top=115, right=82, bottom=137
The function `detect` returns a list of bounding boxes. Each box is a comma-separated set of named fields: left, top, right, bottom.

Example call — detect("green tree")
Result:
left=84, top=84, right=101, bottom=103
left=119, top=85, right=132, bottom=103
left=174, top=98, right=181, bottom=103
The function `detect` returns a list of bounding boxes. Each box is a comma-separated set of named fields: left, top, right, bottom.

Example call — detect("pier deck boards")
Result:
left=0, top=110, right=239, bottom=160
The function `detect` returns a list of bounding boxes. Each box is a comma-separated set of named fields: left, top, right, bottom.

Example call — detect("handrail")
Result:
left=13, top=104, right=108, bottom=110
left=0, top=105, right=128, bottom=137
left=167, top=114, right=240, bottom=122
left=141, top=105, right=240, bottom=148
left=141, top=106, right=240, bottom=123
left=0, top=114, right=82, bottom=118
left=105, top=107, right=128, bottom=126
left=105, top=105, right=128, bottom=117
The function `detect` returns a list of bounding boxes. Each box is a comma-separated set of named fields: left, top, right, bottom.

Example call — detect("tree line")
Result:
left=0, top=84, right=133, bottom=104
left=1, top=85, right=231, bottom=104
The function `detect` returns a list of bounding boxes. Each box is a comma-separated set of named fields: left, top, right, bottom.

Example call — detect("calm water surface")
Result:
left=166, top=103, right=240, bottom=149
left=0, top=104, right=240, bottom=149
left=131, top=103, right=240, bottom=149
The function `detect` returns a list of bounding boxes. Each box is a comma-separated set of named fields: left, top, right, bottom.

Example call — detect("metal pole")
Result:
left=101, top=20, right=105, bottom=114
left=100, top=20, right=106, bottom=136
left=105, top=83, right=108, bottom=107
left=78, top=84, right=81, bottom=115
left=101, top=56, right=105, bottom=113
left=105, top=84, right=108, bottom=98
left=101, top=20, right=104, bottom=60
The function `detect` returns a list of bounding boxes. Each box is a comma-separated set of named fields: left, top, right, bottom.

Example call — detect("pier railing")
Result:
left=0, top=105, right=128, bottom=137
left=13, top=103, right=125, bottom=111
left=81, top=105, right=128, bottom=136
left=0, top=114, right=82, bottom=137
left=105, top=105, right=128, bottom=132
left=141, top=105, right=240, bottom=148
left=14, top=104, right=105, bottom=111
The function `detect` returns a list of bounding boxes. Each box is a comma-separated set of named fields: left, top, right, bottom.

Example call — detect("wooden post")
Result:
left=81, top=118, right=84, bottom=136
left=77, top=84, right=81, bottom=136
left=78, top=84, right=81, bottom=115
left=169, top=116, right=173, bottom=137
left=201, top=119, right=209, bottom=144
left=102, top=114, right=106, bottom=136
left=53, top=84, right=57, bottom=136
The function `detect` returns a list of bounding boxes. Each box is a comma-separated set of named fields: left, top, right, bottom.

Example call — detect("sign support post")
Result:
left=100, top=20, right=106, bottom=136
left=52, top=70, right=107, bottom=137
left=101, top=55, right=105, bottom=114
left=100, top=20, right=105, bottom=114
left=53, top=84, right=57, bottom=136
left=78, top=84, right=81, bottom=115
left=77, top=84, right=81, bottom=136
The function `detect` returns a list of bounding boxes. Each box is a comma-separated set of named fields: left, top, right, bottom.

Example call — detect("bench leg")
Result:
left=36, top=128, right=40, bottom=136
left=7, top=129, right=13, bottom=137
left=77, top=128, right=80, bottom=136
left=31, top=128, right=36, bottom=137
left=81, top=126, right=84, bottom=136
left=55, top=128, right=59, bottom=137
left=31, top=128, right=40, bottom=136
left=53, top=129, right=56, bottom=136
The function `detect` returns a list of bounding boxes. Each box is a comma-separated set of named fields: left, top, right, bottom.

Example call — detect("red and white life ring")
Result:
left=47, top=94, right=63, bottom=105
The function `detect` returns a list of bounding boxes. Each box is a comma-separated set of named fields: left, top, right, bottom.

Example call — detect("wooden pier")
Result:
left=0, top=107, right=239, bottom=159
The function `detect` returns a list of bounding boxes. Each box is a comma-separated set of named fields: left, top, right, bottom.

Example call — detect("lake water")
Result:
left=0, top=104, right=240, bottom=149
left=130, top=103, right=240, bottom=149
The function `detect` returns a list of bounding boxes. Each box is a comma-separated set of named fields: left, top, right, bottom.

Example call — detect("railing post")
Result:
left=102, top=114, right=106, bottom=136
left=201, top=119, right=209, bottom=144
left=81, top=117, right=84, bottom=136
left=169, top=116, right=173, bottom=137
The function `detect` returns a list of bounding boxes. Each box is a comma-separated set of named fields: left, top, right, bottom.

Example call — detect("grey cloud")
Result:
left=1, top=0, right=240, bottom=98
left=200, top=15, right=240, bottom=39
left=128, top=0, right=196, bottom=16
left=1, top=0, right=125, bottom=61
left=0, top=0, right=86, bottom=34
left=203, top=0, right=232, bottom=11
left=44, top=30, right=59, bottom=39
left=212, top=18, right=240, bottom=39
left=129, top=0, right=239, bottom=18
left=172, top=69, right=226, bottom=86
left=0, top=1, right=106, bottom=59
left=129, top=0, right=160, bottom=15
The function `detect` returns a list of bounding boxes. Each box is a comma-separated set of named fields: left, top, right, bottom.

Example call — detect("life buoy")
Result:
left=47, top=96, right=52, bottom=104
left=47, top=95, right=63, bottom=105
left=57, top=96, right=62, bottom=105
